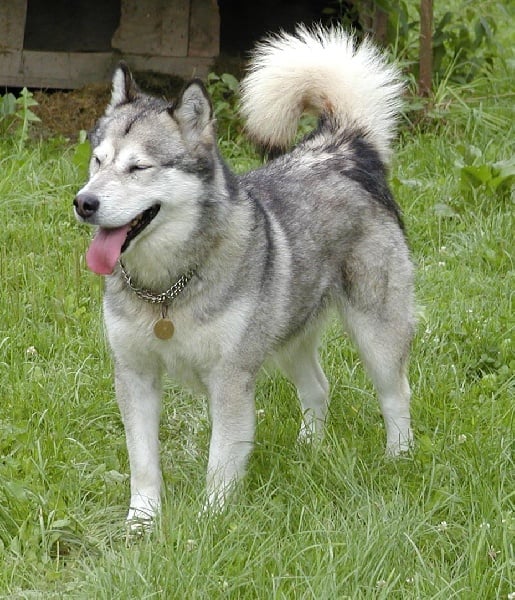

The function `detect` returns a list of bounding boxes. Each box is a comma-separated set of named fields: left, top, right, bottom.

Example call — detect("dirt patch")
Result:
left=33, top=84, right=111, bottom=140
left=31, top=70, right=189, bottom=140
left=29, top=60, right=248, bottom=140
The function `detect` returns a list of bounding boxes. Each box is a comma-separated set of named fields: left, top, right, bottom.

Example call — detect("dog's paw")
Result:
left=124, top=506, right=156, bottom=542
left=125, top=495, right=159, bottom=534
left=202, top=492, right=226, bottom=515
left=297, top=421, right=325, bottom=444
left=385, top=430, right=414, bottom=457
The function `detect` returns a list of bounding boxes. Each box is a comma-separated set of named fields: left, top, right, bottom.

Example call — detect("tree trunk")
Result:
left=419, top=0, right=433, bottom=96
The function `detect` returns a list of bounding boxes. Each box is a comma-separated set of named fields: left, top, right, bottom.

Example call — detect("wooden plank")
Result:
left=0, top=50, right=23, bottom=84
left=188, top=0, right=220, bottom=57
left=0, top=0, right=28, bottom=50
left=0, top=51, right=213, bottom=88
left=123, top=54, right=213, bottom=79
left=112, top=0, right=189, bottom=57
left=0, top=51, right=112, bottom=88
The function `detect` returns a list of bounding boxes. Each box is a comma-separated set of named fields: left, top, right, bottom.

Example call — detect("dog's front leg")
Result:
left=205, top=369, right=256, bottom=509
left=114, top=360, right=163, bottom=525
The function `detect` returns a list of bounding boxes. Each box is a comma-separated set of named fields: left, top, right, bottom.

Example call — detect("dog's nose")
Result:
left=74, top=193, right=100, bottom=219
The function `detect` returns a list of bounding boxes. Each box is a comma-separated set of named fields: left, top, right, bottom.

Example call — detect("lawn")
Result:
left=0, top=11, right=513, bottom=600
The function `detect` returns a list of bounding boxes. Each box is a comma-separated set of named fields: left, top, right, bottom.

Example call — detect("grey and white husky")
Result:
left=74, top=26, right=415, bottom=524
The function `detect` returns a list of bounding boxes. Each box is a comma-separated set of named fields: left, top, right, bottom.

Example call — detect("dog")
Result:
left=74, top=25, right=415, bottom=525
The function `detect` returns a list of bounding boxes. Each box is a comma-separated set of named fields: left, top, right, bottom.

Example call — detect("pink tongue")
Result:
left=86, top=226, right=130, bottom=275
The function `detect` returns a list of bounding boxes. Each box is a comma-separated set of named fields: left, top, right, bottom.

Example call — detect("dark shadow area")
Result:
left=24, top=0, right=120, bottom=52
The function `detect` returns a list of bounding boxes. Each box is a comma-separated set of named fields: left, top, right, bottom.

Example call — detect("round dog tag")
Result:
left=153, top=318, right=174, bottom=340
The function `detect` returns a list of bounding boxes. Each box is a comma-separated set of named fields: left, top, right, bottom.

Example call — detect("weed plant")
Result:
left=0, top=14, right=513, bottom=599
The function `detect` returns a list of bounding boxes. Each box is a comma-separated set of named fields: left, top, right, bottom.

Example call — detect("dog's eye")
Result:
left=129, top=164, right=151, bottom=174
left=91, top=155, right=101, bottom=169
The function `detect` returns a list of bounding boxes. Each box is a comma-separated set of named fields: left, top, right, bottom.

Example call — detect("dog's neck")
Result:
left=118, top=259, right=196, bottom=305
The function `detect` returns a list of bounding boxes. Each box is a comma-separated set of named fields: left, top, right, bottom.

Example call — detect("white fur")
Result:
left=240, top=25, right=403, bottom=164
left=109, top=67, right=127, bottom=109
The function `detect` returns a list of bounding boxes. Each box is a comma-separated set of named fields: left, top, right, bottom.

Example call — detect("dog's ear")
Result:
left=171, top=80, right=213, bottom=143
left=108, top=62, right=140, bottom=111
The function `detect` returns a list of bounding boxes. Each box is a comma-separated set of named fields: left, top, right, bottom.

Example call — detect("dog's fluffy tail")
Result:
left=240, top=25, right=403, bottom=164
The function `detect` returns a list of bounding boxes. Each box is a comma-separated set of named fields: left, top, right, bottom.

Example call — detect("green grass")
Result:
left=0, top=38, right=514, bottom=600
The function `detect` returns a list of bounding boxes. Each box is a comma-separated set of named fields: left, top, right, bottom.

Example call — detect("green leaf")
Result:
left=72, top=133, right=91, bottom=178
left=457, top=143, right=482, bottom=164
left=461, top=164, right=492, bottom=187
left=433, top=203, right=459, bottom=217
left=493, top=157, right=515, bottom=180
left=51, top=518, right=71, bottom=529
left=24, top=109, right=41, bottom=123
left=4, top=481, right=29, bottom=502
left=220, top=73, right=239, bottom=93
left=489, top=174, right=514, bottom=193
left=0, top=93, right=17, bottom=117
left=16, top=88, right=39, bottom=108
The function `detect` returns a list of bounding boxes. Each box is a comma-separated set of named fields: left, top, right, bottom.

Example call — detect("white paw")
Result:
left=297, top=417, right=324, bottom=443
left=386, top=430, right=414, bottom=456
left=125, top=493, right=160, bottom=531
left=125, top=507, right=155, bottom=539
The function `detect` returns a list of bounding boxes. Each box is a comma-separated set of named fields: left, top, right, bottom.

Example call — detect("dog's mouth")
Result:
left=121, top=204, right=161, bottom=253
left=86, top=204, right=161, bottom=275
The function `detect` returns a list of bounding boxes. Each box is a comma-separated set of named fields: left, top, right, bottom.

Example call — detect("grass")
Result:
left=0, top=32, right=514, bottom=600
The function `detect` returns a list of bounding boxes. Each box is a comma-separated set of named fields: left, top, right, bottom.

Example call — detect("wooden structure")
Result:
left=0, top=0, right=219, bottom=89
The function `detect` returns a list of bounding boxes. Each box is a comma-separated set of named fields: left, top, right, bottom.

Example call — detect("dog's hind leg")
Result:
left=276, top=331, right=330, bottom=441
left=341, top=303, right=414, bottom=455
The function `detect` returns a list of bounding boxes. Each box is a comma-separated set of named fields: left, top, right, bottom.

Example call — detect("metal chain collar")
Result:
left=118, top=260, right=196, bottom=305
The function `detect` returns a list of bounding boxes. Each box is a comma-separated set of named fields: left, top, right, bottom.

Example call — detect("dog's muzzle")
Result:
left=74, top=192, right=99, bottom=220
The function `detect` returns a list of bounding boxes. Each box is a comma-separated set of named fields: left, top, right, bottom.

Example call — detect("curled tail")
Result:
left=240, top=25, right=403, bottom=165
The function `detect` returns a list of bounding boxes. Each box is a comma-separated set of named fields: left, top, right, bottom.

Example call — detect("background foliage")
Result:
left=324, top=0, right=508, bottom=85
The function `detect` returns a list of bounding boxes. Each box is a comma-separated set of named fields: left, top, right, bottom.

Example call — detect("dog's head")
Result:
left=74, top=63, right=216, bottom=275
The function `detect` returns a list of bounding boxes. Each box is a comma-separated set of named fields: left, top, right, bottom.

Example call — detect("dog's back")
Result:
left=237, top=27, right=413, bottom=357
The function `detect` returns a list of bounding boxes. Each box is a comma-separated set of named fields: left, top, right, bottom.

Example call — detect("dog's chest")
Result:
left=104, top=291, right=254, bottom=386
